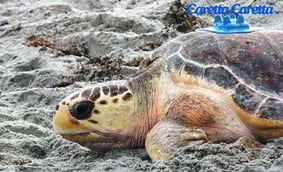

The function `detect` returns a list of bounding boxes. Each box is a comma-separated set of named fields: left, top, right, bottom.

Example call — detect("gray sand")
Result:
left=0, top=0, right=283, bottom=171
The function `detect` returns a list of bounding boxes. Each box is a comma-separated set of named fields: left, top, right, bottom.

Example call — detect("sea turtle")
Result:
left=53, top=29, right=283, bottom=160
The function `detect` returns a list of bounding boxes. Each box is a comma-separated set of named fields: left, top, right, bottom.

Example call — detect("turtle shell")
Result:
left=155, top=29, right=283, bottom=120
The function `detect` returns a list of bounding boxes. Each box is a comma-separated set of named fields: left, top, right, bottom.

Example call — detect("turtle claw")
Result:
left=145, top=119, right=208, bottom=161
left=233, top=136, right=262, bottom=148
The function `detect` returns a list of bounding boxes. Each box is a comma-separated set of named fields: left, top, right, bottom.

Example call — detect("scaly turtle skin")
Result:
left=53, top=29, right=283, bottom=160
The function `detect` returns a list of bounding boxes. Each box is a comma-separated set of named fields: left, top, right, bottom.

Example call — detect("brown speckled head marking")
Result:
left=109, top=85, right=119, bottom=97
left=119, top=85, right=128, bottom=93
left=113, top=98, right=118, bottom=103
left=93, top=109, right=100, bottom=114
left=88, top=119, right=98, bottom=124
left=102, top=86, right=110, bottom=95
left=81, top=88, right=92, bottom=98
left=122, top=92, right=133, bottom=101
left=89, top=87, right=101, bottom=101
left=99, top=100, right=107, bottom=105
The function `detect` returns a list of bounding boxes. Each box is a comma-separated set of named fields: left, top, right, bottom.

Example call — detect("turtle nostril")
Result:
left=69, top=100, right=94, bottom=120
left=55, top=104, right=59, bottom=111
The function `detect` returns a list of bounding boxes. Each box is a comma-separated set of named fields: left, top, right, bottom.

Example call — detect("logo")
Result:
left=187, top=3, right=273, bottom=15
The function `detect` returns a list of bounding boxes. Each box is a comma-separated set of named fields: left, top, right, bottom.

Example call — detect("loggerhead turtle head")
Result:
left=53, top=80, right=135, bottom=151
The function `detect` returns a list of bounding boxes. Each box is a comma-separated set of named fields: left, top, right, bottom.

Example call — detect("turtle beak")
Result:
left=53, top=102, right=123, bottom=145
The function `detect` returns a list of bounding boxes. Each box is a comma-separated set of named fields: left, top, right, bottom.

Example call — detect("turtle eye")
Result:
left=69, top=100, right=94, bottom=120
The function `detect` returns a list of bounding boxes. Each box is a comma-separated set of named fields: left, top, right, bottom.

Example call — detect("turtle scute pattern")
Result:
left=157, top=30, right=283, bottom=120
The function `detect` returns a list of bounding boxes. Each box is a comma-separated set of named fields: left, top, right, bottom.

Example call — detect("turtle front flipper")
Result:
left=146, top=91, right=257, bottom=160
left=145, top=119, right=208, bottom=161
